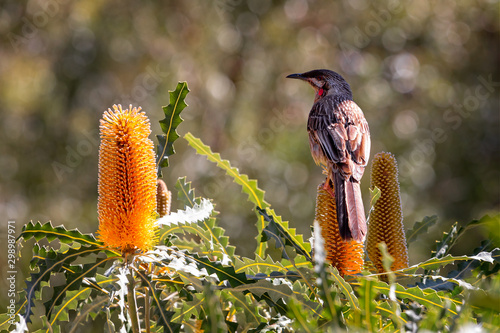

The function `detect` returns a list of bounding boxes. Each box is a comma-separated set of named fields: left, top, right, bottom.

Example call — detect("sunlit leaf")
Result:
left=258, top=207, right=312, bottom=262
left=404, top=252, right=496, bottom=274
left=433, top=217, right=489, bottom=260
left=184, top=133, right=266, bottom=208
left=48, top=288, right=92, bottom=325
left=157, top=198, right=214, bottom=226
left=21, top=244, right=114, bottom=324
left=329, top=267, right=358, bottom=310
left=156, top=82, right=189, bottom=176
left=135, top=269, right=182, bottom=333
left=406, top=215, right=438, bottom=245
left=372, top=280, right=458, bottom=316
left=175, top=176, right=198, bottom=208
left=234, top=255, right=287, bottom=276
left=19, top=221, right=101, bottom=247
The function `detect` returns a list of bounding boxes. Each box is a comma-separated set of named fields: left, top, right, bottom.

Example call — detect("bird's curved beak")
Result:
left=286, top=73, right=305, bottom=80
left=287, top=72, right=321, bottom=92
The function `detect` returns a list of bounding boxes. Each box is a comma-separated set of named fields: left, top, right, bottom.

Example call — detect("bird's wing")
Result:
left=308, top=116, right=343, bottom=167
left=308, top=97, right=370, bottom=181
left=344, top=101, right=370, bottom=164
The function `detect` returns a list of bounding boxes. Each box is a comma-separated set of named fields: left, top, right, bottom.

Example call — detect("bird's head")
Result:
left=286, top=69, right=353, bottom=103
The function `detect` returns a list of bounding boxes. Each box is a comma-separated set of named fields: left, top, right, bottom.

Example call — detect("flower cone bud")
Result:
left=156, top=179, right=171, bottom=218
left=367, top=152, right=409, bottom=273
left=315, top=182, right=364, bottom=276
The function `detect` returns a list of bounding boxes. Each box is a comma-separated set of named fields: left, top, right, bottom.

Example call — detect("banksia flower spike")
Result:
left=367, top=152, right=409, bottom=273
left=97, top=104, right=157, bottom=253
left=315, top=182, right=364, bottom=276
left=156, top=179, right=171, bottom=217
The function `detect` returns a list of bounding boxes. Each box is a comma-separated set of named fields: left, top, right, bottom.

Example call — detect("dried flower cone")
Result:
left=367, top=152, right=409, bottom=273
left=315, top=182, right=364, bottom=276
left=97, top=105, right=157, bottom=252
left=156, top=179, right=171, bottom=217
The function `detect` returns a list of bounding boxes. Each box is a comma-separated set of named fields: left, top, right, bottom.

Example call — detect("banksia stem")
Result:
left=315, top=182, right=364, bottom=276
left=367, top=152, right=409, bottom=273
left=156, top=179, right=171, bottom=217
left=97, top=104, right=157, bottom=252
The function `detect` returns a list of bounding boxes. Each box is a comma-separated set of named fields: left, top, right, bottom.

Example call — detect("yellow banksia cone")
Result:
left=315, top=182, right=364, bottom=276
left=97, top=104, right=157, bottom=252
left=156, top=179, right=171, bottom=217
left=367, top=152, right=409, bottom=273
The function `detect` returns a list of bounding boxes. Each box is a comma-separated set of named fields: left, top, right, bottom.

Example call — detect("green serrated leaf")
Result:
left=233, top=279, right=294, bottom=302
left=258, top=207, right=312, bottom=262
left=406, top=215, right=438, bottom=245
left=170, top=177, right=238, bottom=259
left=136, top=269, right=182, bottom=333
left=230, top=279, right=320, bottom=319
left=175, top=176, right=199, bottom=207
left=184, top=132, right=267, bottom=208
left=156, top=82, right=189, bottom=177
left=159, top=215, right=235, bottom=260
left=184, top=133, right=311, bottom=260
left=188, top=254, right=249, bottom=288
left=183, top=132, right=269, bottom=255
left=329, top=267, right=359, bottom=310
left=221, top=290, right=265, bottom=330
left=45, top=258, right=113, bottom=320
left=375, top=301, right=406, bottom=330
left=402, top=251, right=496, bottom=275
left=94, top=273, right=118, bottom=290
left=19, top=221, right=101, bottom=247
left=434, top=222, right=459, bottom=260
left=149, top=246, right=248, bottom=289
left=234, top=255, right=287, bottom=276
left=372, top=280, right=459, bottom=316
left=48, top=288, right=92, bottom=324
left=21, top=243, right=115, bottom=324
left=68, top=295, right=108, bottom=331
left=433, top=217, right=489, bottom=261
left=175, top=300, right=203, bottom=328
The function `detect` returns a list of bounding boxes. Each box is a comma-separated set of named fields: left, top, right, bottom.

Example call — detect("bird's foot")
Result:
left=323, top=180, right=335, bottom=199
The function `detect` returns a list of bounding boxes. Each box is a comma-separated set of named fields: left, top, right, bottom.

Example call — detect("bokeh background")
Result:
left=1, top=0, right=499, bottom=304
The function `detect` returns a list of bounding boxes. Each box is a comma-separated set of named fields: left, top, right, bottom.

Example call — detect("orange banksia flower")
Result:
left=367, top=152, right=409, bottom=273
left=97, top=104, right=157, bottom=252
left=156, top=179, right=171, bottom=217
left=315, top=182, right=364, bottom=276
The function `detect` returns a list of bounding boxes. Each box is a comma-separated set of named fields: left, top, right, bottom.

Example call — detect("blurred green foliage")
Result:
left=0, top=0, right=498, bottom=301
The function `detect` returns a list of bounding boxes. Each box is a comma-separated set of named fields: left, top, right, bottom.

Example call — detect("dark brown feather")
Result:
left=334, top=173, right=351, bottom=240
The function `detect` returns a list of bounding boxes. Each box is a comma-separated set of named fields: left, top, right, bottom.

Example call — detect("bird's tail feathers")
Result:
left=345, top=180, right=367, bottom=242
left=334, top=174, right=351, bottom=240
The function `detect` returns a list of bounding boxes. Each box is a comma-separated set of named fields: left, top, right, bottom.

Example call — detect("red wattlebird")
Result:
left=287, top=69, right=370, bottom=242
